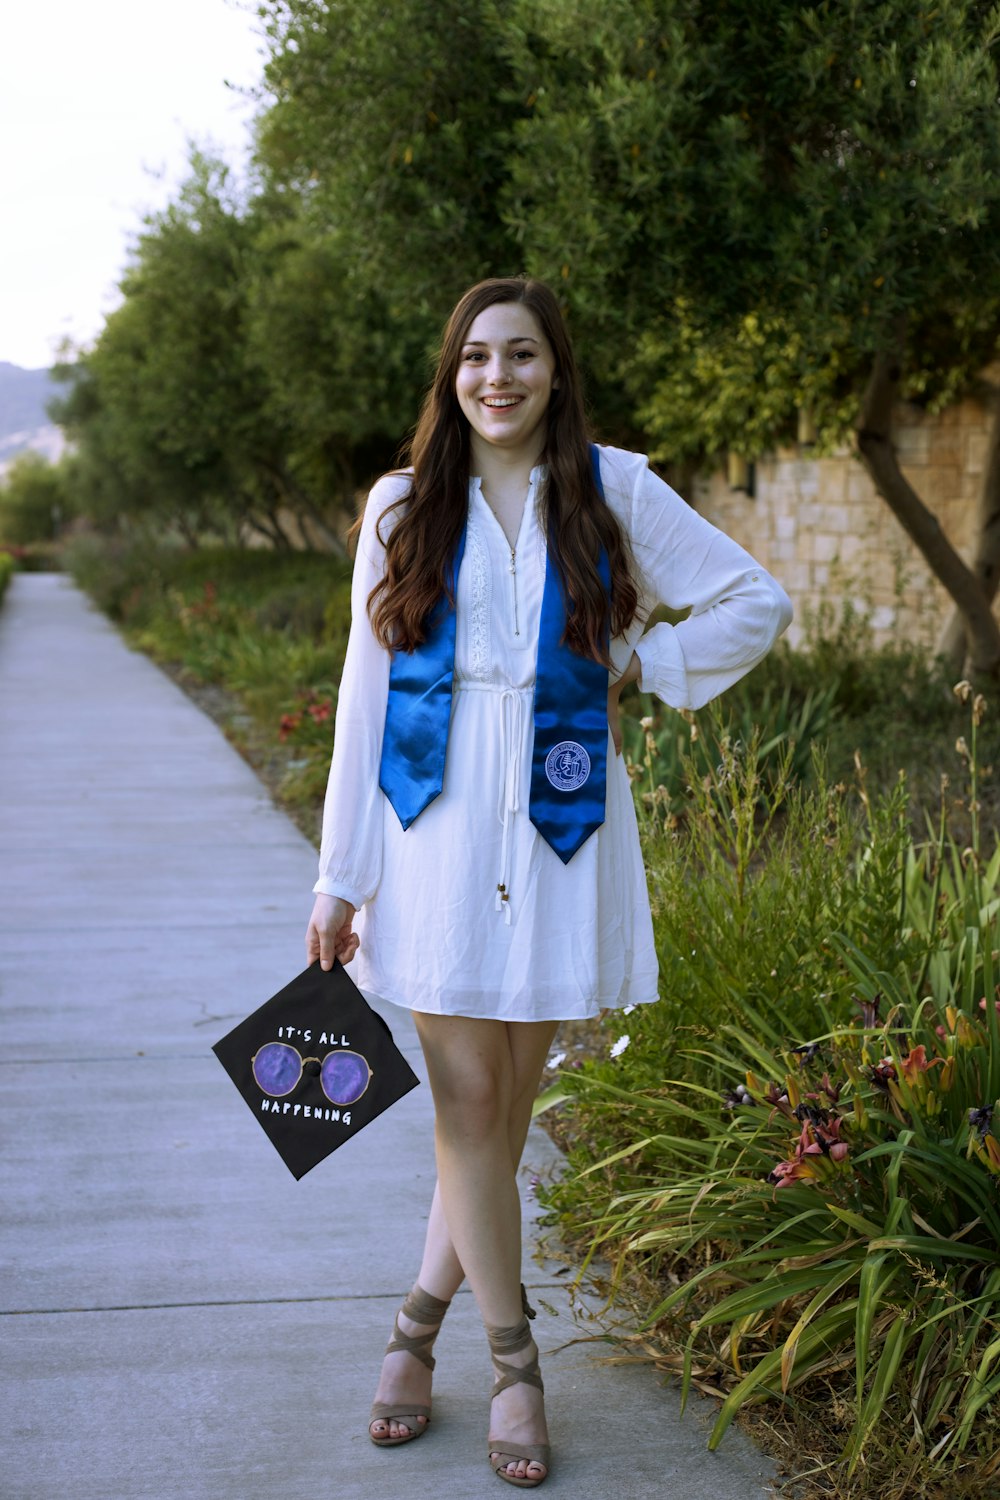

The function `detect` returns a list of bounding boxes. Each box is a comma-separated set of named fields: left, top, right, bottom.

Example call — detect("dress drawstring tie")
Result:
left=495, top=688, right=522, bottom=925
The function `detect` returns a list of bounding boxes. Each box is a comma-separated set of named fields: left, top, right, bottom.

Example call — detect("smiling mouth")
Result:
left=482, top=396, right=524, bottom=408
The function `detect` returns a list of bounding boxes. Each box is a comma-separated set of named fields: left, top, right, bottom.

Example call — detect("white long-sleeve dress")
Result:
left=314, top=444, right=792, bottom=1022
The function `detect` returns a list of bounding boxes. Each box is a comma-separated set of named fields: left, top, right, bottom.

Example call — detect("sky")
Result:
left=1, top=0, right=267, bottom=370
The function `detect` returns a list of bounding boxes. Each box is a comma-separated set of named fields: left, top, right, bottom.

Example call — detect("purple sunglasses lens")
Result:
left=252, top=1042, right=301, bottom=1096
left=320, top=1051, right=370, bottom=1106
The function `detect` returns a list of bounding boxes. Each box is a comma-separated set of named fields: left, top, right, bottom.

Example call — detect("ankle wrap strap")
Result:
left=486, top=1314, right=533, bottom=1356
left=402, top=1284, right=452, bottom=1324
left=486, top=1315, right=544, bottom=1398
left=385, top=1283, right=451, bottom=1371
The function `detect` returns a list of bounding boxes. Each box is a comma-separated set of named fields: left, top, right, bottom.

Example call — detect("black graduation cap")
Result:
left=213, top=960, right=419, bottom=1179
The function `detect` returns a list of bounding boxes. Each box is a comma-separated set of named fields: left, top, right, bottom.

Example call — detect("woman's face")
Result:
left=454, top=302, right=558, bottom=463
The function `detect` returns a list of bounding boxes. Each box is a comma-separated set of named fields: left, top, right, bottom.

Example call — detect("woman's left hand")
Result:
left=607, top=652, right=641, bottom=756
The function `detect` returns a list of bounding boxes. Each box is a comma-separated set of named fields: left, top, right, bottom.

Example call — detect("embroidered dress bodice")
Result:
left=461, top=471, right=545, bottom=681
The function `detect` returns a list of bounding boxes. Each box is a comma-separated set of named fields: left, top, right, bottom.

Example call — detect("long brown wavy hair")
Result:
left=365, top=277, right=638, bottom=665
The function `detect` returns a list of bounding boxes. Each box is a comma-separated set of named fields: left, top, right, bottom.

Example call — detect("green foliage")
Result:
left=503, top=0, right=1000, bottom=455
left=256, top=0, right=522, bottom=298
left=620, top=682, right=840, bottom=815
left=572, top=987, right=1000, bottom=1471
left=0, top=452, right=75, bottom=545
left=0, top=550, right=15, bottom=602
left=59, top=0, right=1000, bottom=597
left=54, top=157, right=377, bottom=548
left=540, top=736, right=916, bottom=1144
left=560, top=969, right=1000, bottom=1472
left=621, top=600, right=999, bottom=833
left=541, top=697, right=1000, bottom=1478
left=242, top=218, right=413, bottom=493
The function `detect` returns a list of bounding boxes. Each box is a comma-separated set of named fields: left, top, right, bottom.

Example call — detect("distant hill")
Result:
left=0, top=362, right=68, bottom=472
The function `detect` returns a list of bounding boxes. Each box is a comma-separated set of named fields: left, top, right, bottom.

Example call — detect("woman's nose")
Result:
left=487, top=357, right=512, bottom=385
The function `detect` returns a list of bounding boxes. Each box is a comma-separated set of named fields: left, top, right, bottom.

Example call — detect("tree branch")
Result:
left=855, top=346, right=1000, bottom=676
left=936, top=386, right=1000, bottom=673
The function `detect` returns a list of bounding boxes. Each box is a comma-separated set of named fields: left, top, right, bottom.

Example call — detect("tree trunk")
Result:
left=260, top=460, right=350, bottom=559
left=174, top=512, right=201, bottom=549
left=936, top=388, right=1000, bottom=674
left=290, top=492, right=350, bottom=558
left=242, top=511, right=285, bottom=548
left=263, top=506, right=295, bottom=549
left=855, top=345, right=1000, bottom=676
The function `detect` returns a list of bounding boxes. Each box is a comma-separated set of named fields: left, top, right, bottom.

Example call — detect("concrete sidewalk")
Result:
left=0, top=573, right=777, bottom=1500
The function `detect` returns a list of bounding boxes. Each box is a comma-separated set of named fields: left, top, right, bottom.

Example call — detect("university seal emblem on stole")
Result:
left=544, top=740, right=591, bottom=792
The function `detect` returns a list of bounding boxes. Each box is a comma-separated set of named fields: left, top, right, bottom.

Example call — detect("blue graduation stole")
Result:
left=379, top=446, right=610, bottom=865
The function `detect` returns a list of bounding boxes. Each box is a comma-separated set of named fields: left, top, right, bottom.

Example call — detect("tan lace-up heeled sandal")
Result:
left=369, top=1285, right=452, bottom=1446
left=486, top=1315, right=551, bottom=1488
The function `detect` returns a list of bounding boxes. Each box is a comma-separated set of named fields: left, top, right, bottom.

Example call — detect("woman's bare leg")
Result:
left=416, top=1016, right=556, bottom=1292
left=413, top=1014, right=558, bottom=1481
left=369, top=1016, right=557, bottom=1461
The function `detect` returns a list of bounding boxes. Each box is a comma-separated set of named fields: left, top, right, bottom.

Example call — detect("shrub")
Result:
left=620, top=680, right=840, bottom=813
left=563, top=956, right=1000, bottom=1475
left=0, top=452, right=76, bottom=544
left=0, top=550, right=16, bottom=602
left=539, top=691, right=1000, bottom=1483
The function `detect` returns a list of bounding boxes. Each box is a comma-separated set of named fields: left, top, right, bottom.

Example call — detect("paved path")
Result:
left=0, top=573, right=777, bottom=1500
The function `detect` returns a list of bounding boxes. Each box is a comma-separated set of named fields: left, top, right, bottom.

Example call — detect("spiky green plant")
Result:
left=573, top=974, right=1000, bottom=1470
left=542, top=689, right=1000, bottom=1477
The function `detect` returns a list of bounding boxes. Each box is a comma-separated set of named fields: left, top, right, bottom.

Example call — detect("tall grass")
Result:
left=539, top=691, right=1000, bottom=1490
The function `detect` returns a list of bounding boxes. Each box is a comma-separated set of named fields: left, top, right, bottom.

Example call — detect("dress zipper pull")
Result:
left=510, top=546, right=519, bottom=636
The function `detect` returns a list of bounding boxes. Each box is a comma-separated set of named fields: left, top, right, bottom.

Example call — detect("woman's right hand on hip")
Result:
left=305, top=894, right=359, bottom=971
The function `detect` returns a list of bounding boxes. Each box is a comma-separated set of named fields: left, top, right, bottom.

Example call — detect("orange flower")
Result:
left=897, top=1045, right=943, bottom=1085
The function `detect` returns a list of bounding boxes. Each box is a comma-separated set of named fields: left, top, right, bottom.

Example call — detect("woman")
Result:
left=306, top=277, right=792, bottom=1487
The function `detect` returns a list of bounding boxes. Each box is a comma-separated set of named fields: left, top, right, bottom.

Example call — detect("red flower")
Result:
left=869, top=1059, right=896, bottom=1093
left=796, top=1115, right=849, bottom=1162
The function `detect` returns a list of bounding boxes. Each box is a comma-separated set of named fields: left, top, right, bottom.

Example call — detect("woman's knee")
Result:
left=433, top=1060, right=512, bottom=1143
left=415, top=1018, right=514, bottom=1144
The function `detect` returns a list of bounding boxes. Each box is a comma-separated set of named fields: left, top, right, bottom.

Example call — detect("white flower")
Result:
left=610, top=1035, right=631, bottom=1059
left=546, top=1051, right=566, bottom=1070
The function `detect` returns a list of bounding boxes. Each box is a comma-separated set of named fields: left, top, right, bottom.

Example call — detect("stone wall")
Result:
left=690, top=381, right=998, bottom=652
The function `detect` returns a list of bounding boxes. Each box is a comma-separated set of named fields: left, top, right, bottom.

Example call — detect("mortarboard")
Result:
left=213, top=959, right=419, bottom=1179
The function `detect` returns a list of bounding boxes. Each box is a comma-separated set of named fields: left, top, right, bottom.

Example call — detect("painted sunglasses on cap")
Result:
left=250, top=1042, right=373, bottom=1107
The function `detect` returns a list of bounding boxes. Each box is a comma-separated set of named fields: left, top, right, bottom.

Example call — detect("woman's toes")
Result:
left=372, top=1413, right=428, bottom=1442
left=491, top=1453, right=546, bottom=1481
